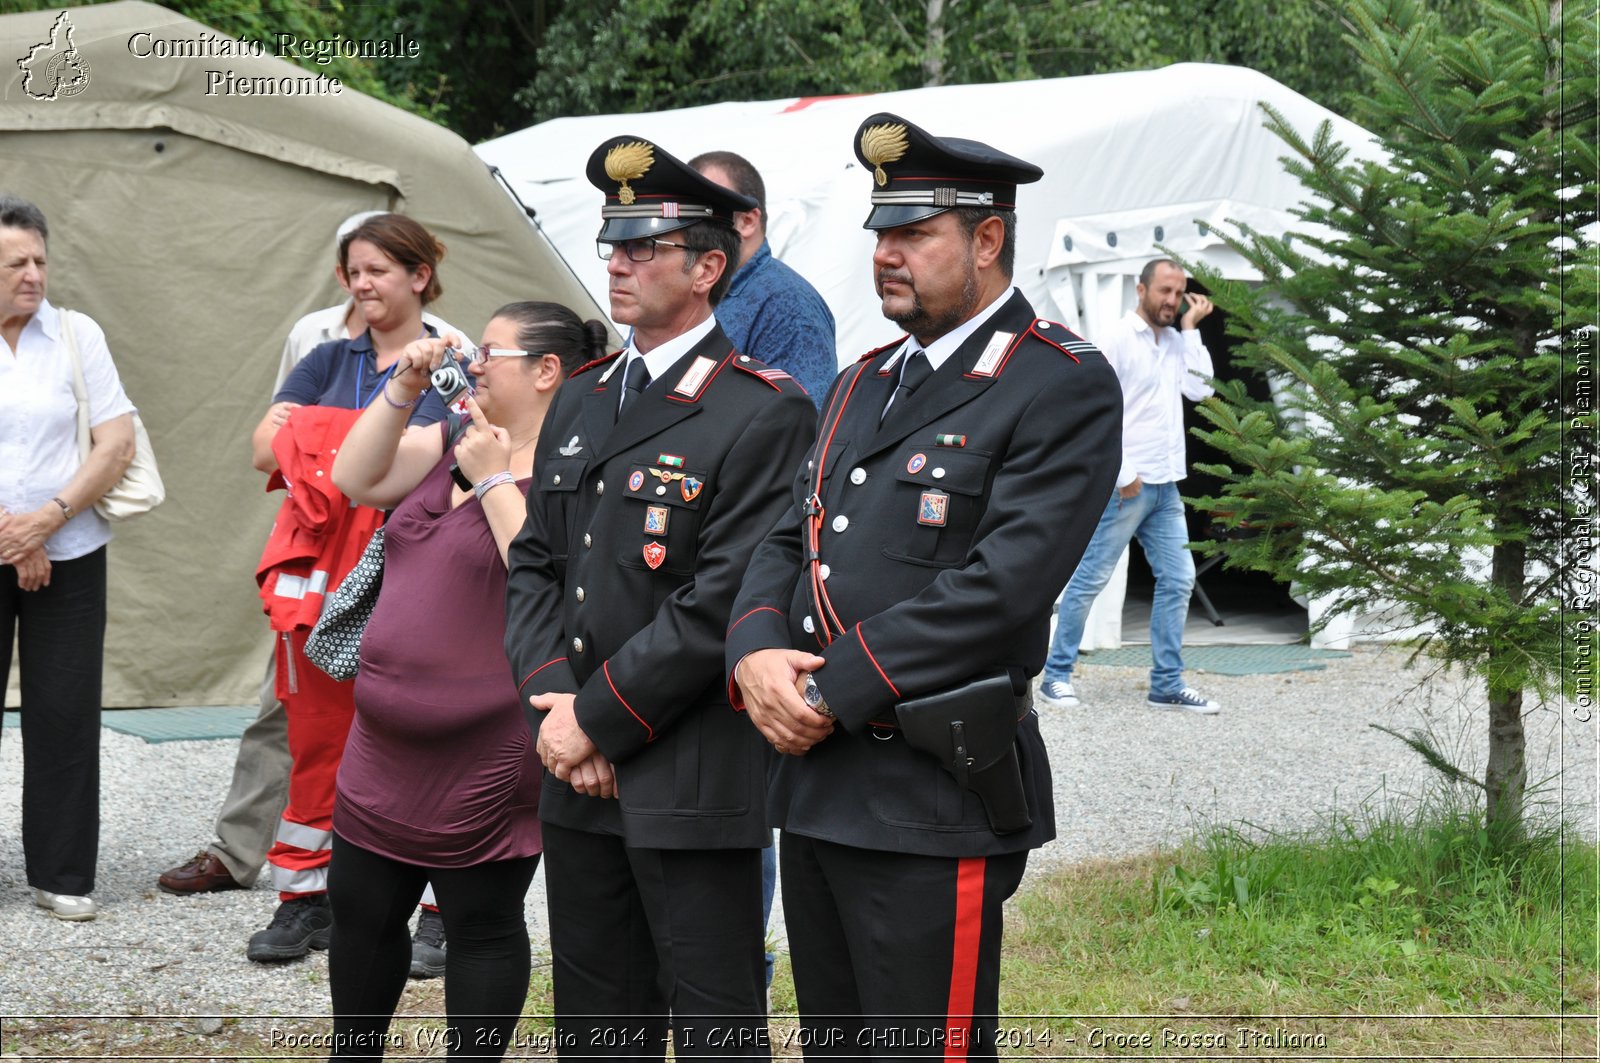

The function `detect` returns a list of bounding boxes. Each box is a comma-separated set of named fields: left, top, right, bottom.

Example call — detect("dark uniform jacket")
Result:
left=725, top=289, right=1123, bottom=857
left=505, top=321, right=815, bottom=850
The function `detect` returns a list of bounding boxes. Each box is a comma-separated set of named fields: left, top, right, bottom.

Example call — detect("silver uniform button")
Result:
left=807, top=460, right=814, bottom=471
left=553, top=474, right=562, bottom=486
left=656, top=485, right=667, bottom=496
left=572, top=637, right=584, bottom=654
left=802, top=616, right=815, bottom=634
left=595, top=480, right=605, bottom=496
left=575, top=587, right=585, bottom=602
left=932, top=467, right=946, bottom=479
left=849, top=468, right=866, bottom=485
left=832, top=515, right=849, bottom=533
left=583, top=533, right=592, bottom=548
left=820, top=564, right=831, bottom=581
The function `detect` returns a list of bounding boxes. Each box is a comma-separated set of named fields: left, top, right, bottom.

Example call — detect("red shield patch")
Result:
left=643, top=541, right=666, bottom=570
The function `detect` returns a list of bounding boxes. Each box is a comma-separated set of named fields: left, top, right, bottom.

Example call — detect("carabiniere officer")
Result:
left=504, top=135, right=814, bottom=1058
left=728, top=113, right=1123, bottom=1059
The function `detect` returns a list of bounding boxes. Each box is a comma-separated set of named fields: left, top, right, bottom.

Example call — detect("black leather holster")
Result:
left=893, top=671, right=1031, bottom=834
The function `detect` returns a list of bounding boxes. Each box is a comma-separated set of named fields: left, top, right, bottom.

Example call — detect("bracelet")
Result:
left=473, top=471, right=517, bottom=500
left=52, top=496, right=74, bottom=520
left=382, top=378, right=423, bottom=410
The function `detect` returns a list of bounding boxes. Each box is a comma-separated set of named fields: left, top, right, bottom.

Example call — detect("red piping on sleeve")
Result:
left=603, top=660, right=654, bottom=741
left=728, top=605, right=784, bottom=636
left=855, top=623, right=899, bottom=698
left=518, top=657, right=568, bottom=693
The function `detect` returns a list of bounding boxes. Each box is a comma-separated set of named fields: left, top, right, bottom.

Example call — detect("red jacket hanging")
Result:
left=256, top=406, right=384, bottom=633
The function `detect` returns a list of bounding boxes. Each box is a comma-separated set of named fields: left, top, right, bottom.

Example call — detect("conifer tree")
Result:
left=1190, top=0, right=1596, bottom=842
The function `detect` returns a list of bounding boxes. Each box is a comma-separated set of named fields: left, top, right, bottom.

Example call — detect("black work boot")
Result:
left=409, top=907, right=447, bottom=979
left=246, top=895, right=333, bottom=962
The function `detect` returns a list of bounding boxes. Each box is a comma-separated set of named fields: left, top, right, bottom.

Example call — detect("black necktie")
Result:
left=617, top=357, right=651, bottom=422
left=882, top=351, right=932, bottom=424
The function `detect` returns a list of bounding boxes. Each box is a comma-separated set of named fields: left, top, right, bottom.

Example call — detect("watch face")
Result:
left=803, top=677, right=823, bottom=708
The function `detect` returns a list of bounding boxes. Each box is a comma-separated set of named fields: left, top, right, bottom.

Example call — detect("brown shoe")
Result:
left=158, top=851, right=244, bottom=894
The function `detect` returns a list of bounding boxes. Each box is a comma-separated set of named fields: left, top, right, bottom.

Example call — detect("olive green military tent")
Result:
left=1, top=1, right=611, bottom=706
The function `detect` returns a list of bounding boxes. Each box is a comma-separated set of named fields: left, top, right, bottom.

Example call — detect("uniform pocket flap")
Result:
left=892, top=447, right=990, bottom=496
left=621, top=465, right=709, bottom=508
left=541, top=456, right=588, bottom=492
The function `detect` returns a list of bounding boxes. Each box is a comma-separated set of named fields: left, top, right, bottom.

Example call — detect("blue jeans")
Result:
left=1043, top=480, right=1196, bottom=697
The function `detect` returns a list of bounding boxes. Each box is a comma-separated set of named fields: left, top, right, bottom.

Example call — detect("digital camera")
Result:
left=431, top=348, right=473, bottom=405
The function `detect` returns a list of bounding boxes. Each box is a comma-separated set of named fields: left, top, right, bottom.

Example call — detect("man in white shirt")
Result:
left=1039, top=257, right=1222, bottom=714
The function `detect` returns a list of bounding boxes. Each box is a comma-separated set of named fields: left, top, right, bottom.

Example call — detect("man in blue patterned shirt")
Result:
left=691, top=151, right=837, bottom=408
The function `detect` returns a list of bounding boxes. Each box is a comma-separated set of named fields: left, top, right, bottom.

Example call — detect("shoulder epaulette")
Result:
left=730, top=354, right=800, bottom=393
left=856, top=335, right=908, bottom=363
left=571, top=349, right=623, bottom=379
left=1027, top=320, right=1098, bottom=363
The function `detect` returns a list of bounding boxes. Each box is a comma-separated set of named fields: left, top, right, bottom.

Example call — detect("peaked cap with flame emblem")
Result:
left=587, top=135, right=756, bottom=242
left=852, top=112, right=1043, bottom=230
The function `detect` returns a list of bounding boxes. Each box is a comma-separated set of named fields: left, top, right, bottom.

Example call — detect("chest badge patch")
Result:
left=559, top=436, right=583, bottom=456
left=627, top=470, right=645, bottom=492
left=906, top=452, right=927, bottom=475
left=643, top=540, right=667, bottom=570
left=681, top=476, right=704, bottom=502
left=657, top=453, right=685, bottom=468
left=918, top=489, right=949, bottom=527
left=644, top=505, right=670, bottom=535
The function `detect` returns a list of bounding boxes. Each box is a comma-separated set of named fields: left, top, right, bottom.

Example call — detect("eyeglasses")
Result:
left=597, top=238, right=694, bottom=263
left=451, top=345, right=538, bottom=366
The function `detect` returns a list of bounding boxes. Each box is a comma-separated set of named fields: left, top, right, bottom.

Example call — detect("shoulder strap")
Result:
left=59, top=309, right=92, bottom=462
left=444, top=408, right=471, bottom=447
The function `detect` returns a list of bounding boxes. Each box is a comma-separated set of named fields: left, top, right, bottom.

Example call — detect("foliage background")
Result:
left=3, top=0, right=1481, bottom=140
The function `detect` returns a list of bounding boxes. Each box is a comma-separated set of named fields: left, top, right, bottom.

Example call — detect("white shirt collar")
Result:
left=623, top=314, right=718, bottom=385
left=909, top=286, right=1018, bottom=371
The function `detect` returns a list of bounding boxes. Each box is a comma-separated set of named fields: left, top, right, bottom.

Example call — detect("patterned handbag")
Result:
left=303, top=527, right=384, bottom=681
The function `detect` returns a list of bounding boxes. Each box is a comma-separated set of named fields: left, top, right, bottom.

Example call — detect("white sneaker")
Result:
left=33, top=889, right=98, bottom=921
left=1147, top=687, right=1220, bottom=715
left=1038, top=680, right=1080, bottom=709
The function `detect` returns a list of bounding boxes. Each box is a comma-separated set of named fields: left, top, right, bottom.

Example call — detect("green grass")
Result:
left=1001, top=808, right=1598, bottom=1057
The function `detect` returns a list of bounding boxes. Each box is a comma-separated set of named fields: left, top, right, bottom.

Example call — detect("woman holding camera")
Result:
left=248, top=213, right=453, bottom=962
left=326, top=302, right=607, bottom=1062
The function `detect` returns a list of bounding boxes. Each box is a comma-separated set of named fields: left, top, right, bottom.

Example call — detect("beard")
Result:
left=878, top=251, right=981, bottom=342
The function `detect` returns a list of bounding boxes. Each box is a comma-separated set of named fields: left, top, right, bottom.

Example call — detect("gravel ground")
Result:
left=0, top=646, right=1592, bottom=1023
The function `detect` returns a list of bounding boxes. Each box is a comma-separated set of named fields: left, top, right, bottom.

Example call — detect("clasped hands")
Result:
left=735, top=649, right=834, bottom=757
left=528, top=692, right=616, bottom=799
left=0, top=507, right=57, bottom=591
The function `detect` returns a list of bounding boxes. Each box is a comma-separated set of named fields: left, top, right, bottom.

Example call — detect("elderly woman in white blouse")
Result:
left=0, top=194, right=136, bottom=922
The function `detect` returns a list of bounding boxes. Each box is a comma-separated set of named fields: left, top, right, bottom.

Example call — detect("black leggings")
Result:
left=327, top=832, right=540, bottom=1061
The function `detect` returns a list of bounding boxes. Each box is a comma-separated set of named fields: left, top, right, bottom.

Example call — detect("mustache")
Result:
left=876, top=269, right=913, bottom=288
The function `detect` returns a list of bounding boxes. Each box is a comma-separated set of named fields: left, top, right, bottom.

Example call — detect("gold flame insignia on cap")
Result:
left=859, top=123, right=909, bottom=188
left=605, top=141, right=655, bottom=205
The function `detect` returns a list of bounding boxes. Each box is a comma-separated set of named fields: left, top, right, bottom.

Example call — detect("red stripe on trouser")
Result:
left=269, top=627, right=356, bottom=899
left=944, top=856, right=986, bottom=1061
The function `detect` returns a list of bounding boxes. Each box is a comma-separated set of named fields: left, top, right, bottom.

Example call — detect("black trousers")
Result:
left=541, top=822, right=768, bottom=1061
left=326, top=833, right=540, bottom=1061
left=780, top=832, right=1029, bottom=1062
left=0, top=547, right=104, bottom=896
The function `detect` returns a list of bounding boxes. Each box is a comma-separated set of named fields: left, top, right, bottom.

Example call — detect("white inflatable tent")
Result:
left=478, top=64, right=1381, bottom=648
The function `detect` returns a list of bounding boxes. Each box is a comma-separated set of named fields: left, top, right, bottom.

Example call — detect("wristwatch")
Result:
left=802, top=673, right=835, bottom=719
